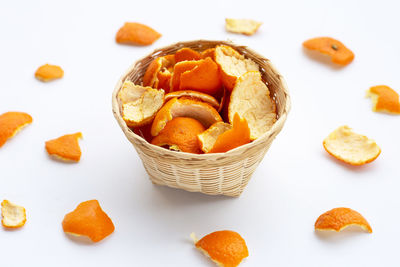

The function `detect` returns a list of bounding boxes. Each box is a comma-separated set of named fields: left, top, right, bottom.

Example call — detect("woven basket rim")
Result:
left=112, top=39, right=291, bottom=159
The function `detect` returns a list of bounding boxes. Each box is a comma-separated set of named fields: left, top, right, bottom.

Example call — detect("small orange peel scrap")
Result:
left=35, top=64, right=64, bottom=82
left=115, top=22, right=161, bottom=46
left=303, top=37, right=354, bottom=66
left=1, top=200, right=26, bottom=228
left=45, top=132, right=83, bottom=162
left=315, top=207, right=372, bottom=233
left=323, top=126, right=380, bottom=165
left=0, top=111, right=32, bottom=148
left=62, top=200, right=115, bottom=242
left=151, top=117, right=205, bottom=154
left=191, top=230, right=249, bottom=267
left=366, top=85, right=400, bottom=114
left=225, top=18, right=262, bottom=36
left=228, top=71, right=276, bottom=140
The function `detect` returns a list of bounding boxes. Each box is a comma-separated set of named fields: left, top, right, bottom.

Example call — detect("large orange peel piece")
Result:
left=62, top=200, right=115, bottom=242
left=151, top=117, right=205, bottom=154
left=115, top=22, right=161, bottom=46
left=228, top=71, right=276, bottom=140
left=143, top=55, right=175, bottom=91
left=151, top=97, right=222, bottom=137
left=118, top=81, right=165, bottom=127
left=1, top=200, right=26, bottom=228
left=225, top=18, right=262, bottom=36
left=35, top=64, right=64, bottom=82
left=174, top=47, right=202, bottom=63
left=0, top=111, right=32, bottom=148
left=193, top=230, right=249, bottom=267
left=323, top=126, right=381, bottom=165
left=303, top=37, right=354, bottom=66
left=45, top=132, right=83, bottom=162
left=215, top=45, right=259, bottom=91
left=164, top=90, right=220, bottom=110
left=315, top=207, right=372, bottom=233
left=366, top=85, right=400, bottom=114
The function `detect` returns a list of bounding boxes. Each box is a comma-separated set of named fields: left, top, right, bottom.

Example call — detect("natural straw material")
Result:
left=112, top=40, right=291, bottom=197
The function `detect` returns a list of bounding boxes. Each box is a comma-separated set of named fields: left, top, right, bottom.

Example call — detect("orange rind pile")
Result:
left=315, top=207, right=372, bottom=233
left=115, top=22, right=161, bottom=46
left=0, top=111, right=33, bottom=148
left=323, top=126, right=381, bottom=165
left=225, top=18, right=262, bottom=36
left=1, top=200, right=27, bottom=228
left=35, top=64, right=64, bottom=82
left=45, top=132, right=83, bottom=162
left=119, top=44, right=277, bottom=154
left=191, top=230, right=249, bottom=267
left=62, top=200, right=115, bottom=242
left=366, top=85, right=400, bottom=114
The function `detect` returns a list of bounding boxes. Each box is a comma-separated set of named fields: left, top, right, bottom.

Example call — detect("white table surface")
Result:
left=1, top=0, right=399, bottom=266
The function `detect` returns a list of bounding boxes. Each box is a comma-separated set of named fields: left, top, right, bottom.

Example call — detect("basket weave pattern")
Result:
left=112, top=40, right=290, bottom=197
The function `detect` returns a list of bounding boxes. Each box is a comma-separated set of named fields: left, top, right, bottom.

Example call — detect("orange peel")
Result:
left=118, top=81, right=165, bottom=127
left=0, top=111, right=32, bottom=148
left=174, top=47, right=202, bottom=63
left=62, top=200, right=115, bottom=242
left=164, top=90, right=220, bottom=110
left=170, top=60, right=199, bottom=91
left=303, top=37, right=354, bottom=66
left=143, top=55, right=175, bottom=90
left=366, top=85, right=400, bottom=114
left=45, top=132, right=83, bottom=162
left=198, top=122, right=232, bottom=153
left=315, top=207, right=372, bottom=233
left=225, top=18, right=262, bottom=35
left=215, top=45, right=259, bottom=91
left=228, top=71, right=276, bottom=140
left=35, top=64, right=64, bottom=82
left=201, top=48, right=216, bottom=60
left=115, top=22, right=161, bottom=46
left=151, top=117, right=205, bottom=154
left=151, top=97, right=222, bottom=137
left=323, top=126, right=381, bottom=165
left=1, top=200, right=26, bottom=228
left=192, top=230, right=249, bottom=267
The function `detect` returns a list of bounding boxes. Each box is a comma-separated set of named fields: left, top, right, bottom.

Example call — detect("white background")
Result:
left=1, top=0, right=399, bottom=266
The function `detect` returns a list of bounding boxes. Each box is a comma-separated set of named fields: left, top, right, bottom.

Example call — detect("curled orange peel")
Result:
left=115, top=22, right=161, bottom=46
left=0, top=111, right=32, bottom=148
left=366, top=85, right=400, bottom=114
left=1, top=200, right=26, bottom=228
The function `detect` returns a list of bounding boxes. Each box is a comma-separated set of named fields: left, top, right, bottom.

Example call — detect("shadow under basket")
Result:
left=112, top=40, right=291, bottom=197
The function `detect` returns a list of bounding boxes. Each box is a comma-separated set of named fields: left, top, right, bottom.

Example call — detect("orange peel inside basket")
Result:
left=303, top=37, right=354, bottom=66
left=201, top=48, right=216, bottom=60
left=1, top=200, right=26, bottom=228
left=366, top=85, right=400, bottom=114
left=115, top=22, right=161, bottom=46
left=164, top=90, right=220, bottom=110
left=35, top=64, right=64, bottom=82
left=174, top=47, right=202, bottom=63
left=45, top=132, right=83, bottom=162
left=323, top=125, right=381, bottom=165
left=151, top=117, right=205, bottom=154
left=315, top=207, right=372, bottom=233
left=225, top=18, right=262, bottom=36
left=143, top=55, right=175, bottom=90
left=0, top=111, right=32, bottom=148
left=191, top=230, right=249, bottom=267
left=151, top=97, right=222, bottom=137
left=62, top=200, right=115, bottom=242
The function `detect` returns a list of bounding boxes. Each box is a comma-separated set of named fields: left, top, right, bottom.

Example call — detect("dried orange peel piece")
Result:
left=366, top=85, right=400, bottom=114
left=143, top=55, right=175, bottom=90
left=225, top=18, right=262, bottom=35
left=323, top=126, right=380, bottom=165
left=1, top=200, right=26, bottom=228
left=151, top=117, right=205, bottom=153
left=62, top=200, right=115, bottom=242
left=315, top=207, right=372, bottom=233
left=35, top=64, right=64, bottom=82
left=170, top=60, right=199, bottom=92
left=0, top=111, right=32, bottom=148
left=118, top=81, right=165, bottom=127
left=303, top=37, right=354, bottom=66
left=198, top=122, right=232, bottom=153
left=229, top=71, right=276, bottom=140
left=191, top=230, right=249, bottom=267
left=151, top=97, right=222, bottom=136
left=45, top=132, right=83, bottom=162
left=174, top=47, right=202, bottom=63
left=115, top=22, right=161, bottom=46
left=164, top=90, right=220, bottom=110
left=215, top=45, right=259, bottom=91
left=201, top=48, right=216, bottom=60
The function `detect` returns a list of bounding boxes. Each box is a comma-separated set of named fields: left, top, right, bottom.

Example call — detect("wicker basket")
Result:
left=112, top=40, right=290, bottom=197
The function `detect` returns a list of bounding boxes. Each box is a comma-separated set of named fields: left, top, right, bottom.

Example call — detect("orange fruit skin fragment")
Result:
left=0, top=112, right=32, bottom=148
left=170, top=60, right=199, bottom=92
left=143, top=58, right=162, bottom=87
left=45, top=132, right=82, bottom=162
left=209, top=113, right=250, bottom=153
left=174, top=47, right=202, bottom=63
left=115, top=22, right=161, bottom=46
left=151, top=117, right=205, bottom=154
left=201, top=48, right=216, bottom=60
left=303, top=37, right=354, bottom=65
left=35, top=64, right=64, bottom=82
left=315, top=207, right=372, bottom=233
left=196, top=230, right=249, bottom=267
left=62, top=200, right=115, bottom=242
left=368, top=85, right=400, bottom=114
